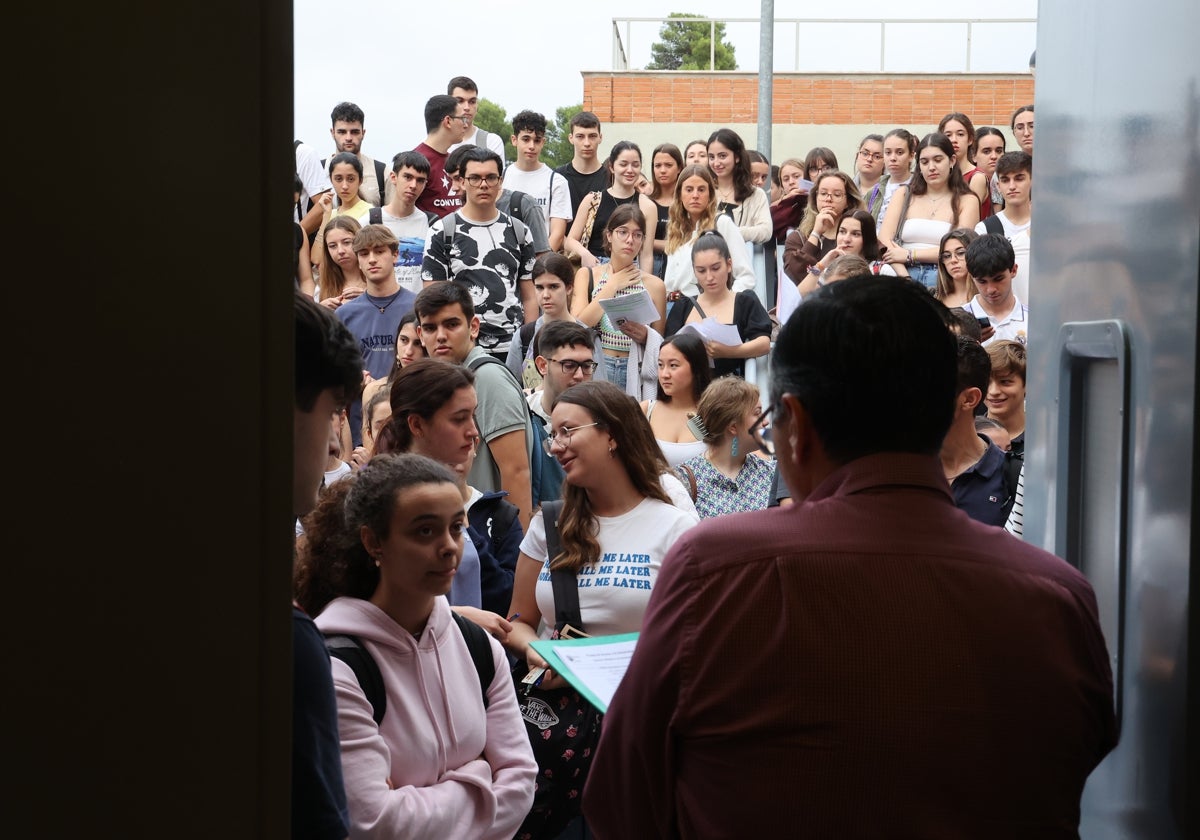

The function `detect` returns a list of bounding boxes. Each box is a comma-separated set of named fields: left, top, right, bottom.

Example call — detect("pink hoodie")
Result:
left=315, top=596, right=536, bottom=839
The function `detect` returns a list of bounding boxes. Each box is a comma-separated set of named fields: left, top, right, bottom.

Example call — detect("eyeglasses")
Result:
left=941, top=248, right=968, bottom=262
left=548, top=358, right=599, bottom=375
left=542, top=422, right=602, bottom=454
left=817, top=191, right=846, bottom=200
left=449, top=114, right=471, bottom=126
left=858, top=150, right=884, bottom=161
left=464, top=174, right=501, bottom=186
left=610, top=227, right=644, bottom=242
left=749, top=405, right=774, bottom=457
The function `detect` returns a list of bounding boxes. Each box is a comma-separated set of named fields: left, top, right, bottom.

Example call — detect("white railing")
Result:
left=612, top=17, right=1037, bottom=74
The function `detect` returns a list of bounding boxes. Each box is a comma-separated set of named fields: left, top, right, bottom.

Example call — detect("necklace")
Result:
left=364, top=290, right=403, bottom=314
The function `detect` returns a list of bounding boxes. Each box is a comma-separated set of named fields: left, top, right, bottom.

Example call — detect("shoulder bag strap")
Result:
left=543, top=501, right=583, bottom=632
left=450, top=611, right=495, bottom=709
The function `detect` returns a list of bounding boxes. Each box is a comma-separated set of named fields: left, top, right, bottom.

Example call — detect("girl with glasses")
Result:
left=293, top=453, right=537, bottom=840
left=675, top=376, right=776, bottom=519
left=783, top=170, right=864, bottom=285
left=564, top=141, right=657, bottom=271
left=796, top=210, right=901, bottom=297
left=504, top=379, right=697, bottom=836
left=853, top=134, right=886, bottom=215
left=571, top=204, right=667, bottom=396
left=935, top=228, right=981, bottom=307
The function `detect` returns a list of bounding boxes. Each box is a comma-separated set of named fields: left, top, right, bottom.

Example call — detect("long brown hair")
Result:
left=666, top=164, right=719, bottom=253
left=549, top=381, right=670, bottom=572
left=319, top=215, right=362, bottom=299
left=648, top=142, right=683, bottom=203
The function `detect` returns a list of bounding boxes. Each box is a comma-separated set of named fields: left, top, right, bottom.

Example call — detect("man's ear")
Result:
left=535, top=354, right=550, bottom=376
left=961, top=386, right=983, bottom=412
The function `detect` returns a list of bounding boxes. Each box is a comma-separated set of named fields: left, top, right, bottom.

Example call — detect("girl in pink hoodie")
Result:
left=295, top=454, right=536, bottom=839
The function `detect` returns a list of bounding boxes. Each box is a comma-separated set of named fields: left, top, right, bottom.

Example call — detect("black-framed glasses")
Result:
left=542, top=422, right=602, bottom=455
left=548, top=358, right=599, bottom=375
left=450, top=114, right=471, bottom=126
left=749, top=405, right=775, bottom=457
left=464, top=174, right=501, bottom=186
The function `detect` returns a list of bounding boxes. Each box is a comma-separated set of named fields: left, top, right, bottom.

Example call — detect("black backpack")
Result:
left=324, top=611, right=495, bottom=725
left=982, top=214, right=1005, bottom=236
left=999, top=450, right=1023, bottom=523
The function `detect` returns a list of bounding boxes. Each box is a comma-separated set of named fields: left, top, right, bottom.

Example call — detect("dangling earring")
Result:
left=373, top=553, right=382, bottom=568
left=730, top=436, right=739, bottom=458
left=609, top=446, right=616, bottom=458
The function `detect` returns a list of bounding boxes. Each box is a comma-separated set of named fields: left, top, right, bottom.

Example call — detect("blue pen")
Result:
left=507, top=613, right=520, bottom=621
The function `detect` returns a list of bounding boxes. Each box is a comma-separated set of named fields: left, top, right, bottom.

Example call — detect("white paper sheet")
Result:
left=598, top=290, right=660, bottom=325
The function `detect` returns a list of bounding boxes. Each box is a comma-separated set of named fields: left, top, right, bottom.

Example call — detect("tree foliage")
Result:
left=474, top=98, right=516, bottom=164
left=646, top=13, right=737, bottom=71
left=543, top=104, right=583, bottom=169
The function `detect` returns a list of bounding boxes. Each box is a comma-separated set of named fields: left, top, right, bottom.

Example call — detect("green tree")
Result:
left=543, top=103, right=582, bottom=169
left=474, top=98, right=516, bottom=164
left=646, top=13, right=737, bottom=71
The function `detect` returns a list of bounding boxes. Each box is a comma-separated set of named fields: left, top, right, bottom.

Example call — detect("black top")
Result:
left=664, top=290, right=773, bottom=379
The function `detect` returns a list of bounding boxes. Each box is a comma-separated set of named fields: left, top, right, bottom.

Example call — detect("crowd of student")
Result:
left=289, top=75, right=1042, bottom=839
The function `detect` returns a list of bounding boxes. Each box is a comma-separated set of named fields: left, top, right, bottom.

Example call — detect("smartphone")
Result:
left=976, top=316, right=991, bottom=329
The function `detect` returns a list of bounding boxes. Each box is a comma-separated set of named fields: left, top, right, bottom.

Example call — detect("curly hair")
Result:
left=293, top=454, right=459, bottom=617
left=549, top=381, right=670, bottom=573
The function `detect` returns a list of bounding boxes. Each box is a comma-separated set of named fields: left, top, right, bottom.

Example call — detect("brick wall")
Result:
left=583, top=72, right=1034, bottom=127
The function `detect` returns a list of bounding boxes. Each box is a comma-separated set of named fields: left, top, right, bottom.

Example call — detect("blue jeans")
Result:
left=603, top=353, right=628, bottom=388
left=907, top=262, right=938, bottom=291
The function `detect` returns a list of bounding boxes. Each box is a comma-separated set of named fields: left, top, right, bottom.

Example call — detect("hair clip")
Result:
left=686, top=412, right=709, bottom=442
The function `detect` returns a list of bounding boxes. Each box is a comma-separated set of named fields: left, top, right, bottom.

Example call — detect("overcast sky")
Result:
left=294, top=0, right=1037, bottom=162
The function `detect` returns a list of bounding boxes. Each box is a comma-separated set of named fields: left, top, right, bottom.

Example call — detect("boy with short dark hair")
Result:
left=965, top=234, right=1029, bottom=347
left=372, top=150, right=433, bottom=294
left=976, top=151, right=1033, bottom=301
left=554, top=111, right=606, bottom=225
left=446, top=75, right=506, bottom=158
left=503, top=110, right=572, bottom=253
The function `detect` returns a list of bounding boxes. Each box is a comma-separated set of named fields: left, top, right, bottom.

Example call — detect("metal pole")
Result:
left=758, top=0, right=774, bottom=166
left=711, top=19, right=716, bottom=70
left=758, top=0, right=776, bottom=314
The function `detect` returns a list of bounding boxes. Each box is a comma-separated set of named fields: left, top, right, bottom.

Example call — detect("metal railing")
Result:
left=612, top=17, right=1037, bottom=74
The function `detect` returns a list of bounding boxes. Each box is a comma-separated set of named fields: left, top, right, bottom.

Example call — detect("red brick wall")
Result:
left=583, top=73, right=1034, bottom=126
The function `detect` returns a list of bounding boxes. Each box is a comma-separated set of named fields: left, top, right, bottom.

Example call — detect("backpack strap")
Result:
left=983, top=215, right=1005, bottom=236
left=324, top=634, right=386, bottom=725
left=542, top=501, right=584, bottom=632
left=423, top=210, right=439, bottom=225
left=442, top=212, right=458, bottom=254
left=368, top=206, right=382, bottom=226
left=520, top=320, right=539, bottom=360
left=373, top=158, right=387, bottom=204
left=450, top=611, right=495, bottom=710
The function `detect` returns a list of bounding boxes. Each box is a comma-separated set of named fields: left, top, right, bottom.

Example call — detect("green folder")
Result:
left=529, top=632, right=639, bottom=713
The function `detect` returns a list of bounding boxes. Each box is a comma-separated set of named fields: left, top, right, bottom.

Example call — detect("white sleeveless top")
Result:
left=646, top=400, right=707, bottom=468
left=900, top=218, right=952, bottom=250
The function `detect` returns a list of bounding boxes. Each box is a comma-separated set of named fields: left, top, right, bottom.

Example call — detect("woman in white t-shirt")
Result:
left=506, top=380, right=696, bottom=660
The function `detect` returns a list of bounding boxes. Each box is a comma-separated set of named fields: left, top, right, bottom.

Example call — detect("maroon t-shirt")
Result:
left=413, top=142, right=463, bottom=218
